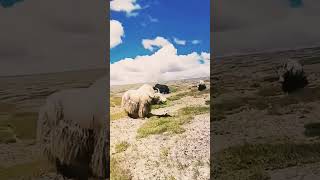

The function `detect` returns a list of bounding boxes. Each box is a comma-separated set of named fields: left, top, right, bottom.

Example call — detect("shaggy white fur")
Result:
left=122, top=84, right=166, bottom=118
left=37, top=77, right=108, bottom=178
left=276, top=59, right=303, bottom=82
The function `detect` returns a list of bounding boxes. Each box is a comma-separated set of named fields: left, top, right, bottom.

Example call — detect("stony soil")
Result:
left=110, top=79, right=210, bottom=180
left=212, top=47, right=320, bottom=179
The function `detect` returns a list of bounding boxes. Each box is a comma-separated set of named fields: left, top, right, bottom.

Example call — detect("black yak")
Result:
left=198, top=80, right=206, bottom=91
left=274, top=59, right=308, bottom=93
left=153, top=84, right=170, bottom=94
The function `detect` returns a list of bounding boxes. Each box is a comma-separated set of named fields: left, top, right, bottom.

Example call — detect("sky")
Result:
left=0, top=0, right=106, bottom=76
left=2, top=0, right=318, bottom=78
left=110, top=0, right=211, bottom=85
left=214, top=0, right=320, bottom=56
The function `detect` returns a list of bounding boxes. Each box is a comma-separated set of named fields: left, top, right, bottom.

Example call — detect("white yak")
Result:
left=121, top=84, right=166, bottom=118
left=37, top=76, right=108, bottom=179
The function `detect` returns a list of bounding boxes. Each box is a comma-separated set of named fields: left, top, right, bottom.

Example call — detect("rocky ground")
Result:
left=212, top=47, right=320, bottom=179
left=110, top=78, right=210, bottom=180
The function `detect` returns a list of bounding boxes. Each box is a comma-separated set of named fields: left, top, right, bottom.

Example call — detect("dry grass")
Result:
left=169, top=86, right=179, bottom=93
left=160, top=147, right=170, bottom=159
left=167, top=92, right=187, bottom=101
left=178, top=106, right=210, bottom=116
left=115, top=141, right=130, bottom=153
left=0, top=159, right=54, bottom=179
left=137, top=106, right=209, bottom=138
left=0, top=112, right=38, bottom=140
left=137, top=115, right=190, bottom=138
left=213, top=143, right=320, bottom=179
left=110, top=157, right=132, bottom=180
left=152, top=101, right=172, bottom=109
left=111, top=96, right=122, bottom=107
left=111, top=111, right=128, bottom=121
left=167, top=88, right=209, bottom=102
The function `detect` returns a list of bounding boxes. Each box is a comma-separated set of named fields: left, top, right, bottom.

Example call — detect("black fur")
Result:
left=55, top=130, right=100, bottom=180
left=153, top=84, right=170, bottom=94
left=198, top=84, right=206, bottom=91
left=281, top=70, right=308, bottom=93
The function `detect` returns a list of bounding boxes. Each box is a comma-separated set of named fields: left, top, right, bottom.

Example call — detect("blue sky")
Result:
left=110, top=0, right=210, bottom=63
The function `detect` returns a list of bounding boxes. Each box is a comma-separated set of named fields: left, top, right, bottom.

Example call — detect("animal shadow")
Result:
left=149, top=113, right=172, bottom=118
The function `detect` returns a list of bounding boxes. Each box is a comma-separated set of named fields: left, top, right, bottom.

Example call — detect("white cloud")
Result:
left=174, top=37, right=186, bottom=45
left=110, top=37, right=210, bottom=85
left=201, top=52, right=210, bottom=61
left=110, top=20, right=124, bottom=49
left=148, top=15, right=159, bottom=23
left=110, top=0, right=141, bottom=16
left=191, top=40, right=201, bottom=44
left=142, top=36, right=170, bottom=51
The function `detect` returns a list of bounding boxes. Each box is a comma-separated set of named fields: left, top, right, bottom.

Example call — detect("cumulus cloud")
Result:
left=191, top=40, right=201, bottom=45
left=110, top=20, right=124, bottom=49
left=110, top=0, right=141, bottom=16
left=201, top=52, right=210, bottom=61
left=173, top=37, right=186, bottom=45
left=110, top=37, right=210, bottom=85
left=142, top=36, right=170, bottom=51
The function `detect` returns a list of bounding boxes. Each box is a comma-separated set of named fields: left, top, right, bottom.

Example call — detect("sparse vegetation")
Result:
left=8, top=112, right=38, bottom=139
left=169, top=86, right=179, bottom=93
left=167, top=88, right=209, bottom=102
left=0, top=112, right=38, bottom=140
left=153, top=101, right=172, bottom=109
left=0, top=160, right=54, bottom=179
left=137, top=106, right=209, bottom=138
left=111, top=111, right=127, bottom=121
left=214, top=143, right=320, bottom=179
left=111, top=96, right=122, bottom=107
left=110, top=81, right=210, bottom=179
left=137, top=115, right=190, bottom=138
left=167, top=92, right=187, bottom=101
left=110, top=157, right=132, bottom=180
left=178, top=106, right=210, bottom=116
left=115, top=141, right=130, bottom=153
left=167, top=176, right=176, bottom=180
left=160, top=147, right=170, bottom=159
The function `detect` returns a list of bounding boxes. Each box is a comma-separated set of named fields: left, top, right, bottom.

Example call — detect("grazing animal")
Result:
left=198, top=80, right=207, bottom=91
left=37, top=82, right=108, bottom=179
left=153, top=84, right=170, bottom=94
left=274, top=59, right=308, bottom=93
left=122, top=84, right=166, bottom=118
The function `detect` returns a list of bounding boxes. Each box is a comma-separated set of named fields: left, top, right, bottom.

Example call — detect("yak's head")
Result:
left=150, top=89, right=167, bottom=104
left=274, top=60, right=303, bottom=83
left=273, top=62, right=287, bottom=83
